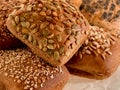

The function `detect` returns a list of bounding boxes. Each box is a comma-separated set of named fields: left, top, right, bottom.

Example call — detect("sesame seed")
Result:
left=0, top=48, right=61, bottom=90
left=4, top=72, right=8, bottom=76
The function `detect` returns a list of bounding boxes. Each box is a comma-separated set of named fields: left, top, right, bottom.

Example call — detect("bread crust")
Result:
left=0, top=48, right=69, bottom=90
left=66, top=26, right=120, bottom=79
left=0, top=66, right=69, bottom=90
left=7, top=0, right=90, bottom=66
left=71, top=0, right=82, bottom=7
left=80, top=0, right=120, bottom=33
left=0, top=0, right=24, bottom=50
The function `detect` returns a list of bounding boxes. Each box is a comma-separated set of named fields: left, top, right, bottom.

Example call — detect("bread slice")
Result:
left=6, top=0, right=90, bottom=66
left=0, top=48, right=69, bottom=90
left=66, top=26, right=120, bottom=79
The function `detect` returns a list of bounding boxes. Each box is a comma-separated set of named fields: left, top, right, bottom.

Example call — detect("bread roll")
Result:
left=0, top=48, right=69, bottom=90
left=80, top=0, right=120, bottom=33
left=7, top=0, right=90, bottom=66
left=66, top=26, right=120, bottom=79
left=0, top=0, right=24, bottom=50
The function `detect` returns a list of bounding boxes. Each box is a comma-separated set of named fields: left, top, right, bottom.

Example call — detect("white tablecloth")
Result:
left=63, top=66, right=120, bottom=90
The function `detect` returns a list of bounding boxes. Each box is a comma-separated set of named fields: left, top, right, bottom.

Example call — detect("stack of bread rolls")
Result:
left=0, top=0, right=120, bottom=90
left=0, top=0, right=90, bottom=90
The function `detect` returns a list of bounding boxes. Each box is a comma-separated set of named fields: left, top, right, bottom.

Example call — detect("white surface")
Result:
left=63, top=66, right=120, bottom=90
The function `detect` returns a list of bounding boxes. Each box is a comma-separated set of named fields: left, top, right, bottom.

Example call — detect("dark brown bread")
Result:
left=80, top=0, right=120, bottom=34
left=7, top=0, right=90, bottom=66
left=0, top=48, right=69, bottom=90
left=0, top=0, right=24, bottom=50
left=66, top=26, right=120, bottom=79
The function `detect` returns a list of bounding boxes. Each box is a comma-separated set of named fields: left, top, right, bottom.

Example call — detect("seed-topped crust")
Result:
left=7, top=0, right=90, bottom=66
left=77, top=26, right=117, bottom=60
left=0, top=0, right=24, bottom=49
left=81, top=0, right=120, bottom=21
left=80, top=0, right=120, bottom=33
left=0, top=48, right=69, bottom=90
left=66, top=26, right=120, bottom=79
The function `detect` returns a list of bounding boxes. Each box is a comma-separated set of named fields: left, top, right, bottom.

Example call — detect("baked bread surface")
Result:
left=7, top=0, right=90, bottom=66
left=0, top=0, right=24, bottom=50
left=0, top=48, right=69, bottom=90
left=66, top=26, right=120, bottom=79
left=71, top=0, right=82, bottom=7
left=80, top=0, right=120, bottom=33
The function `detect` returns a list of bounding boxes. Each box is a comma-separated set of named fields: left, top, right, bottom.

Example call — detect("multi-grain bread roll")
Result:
left=66, top=26, right=120, bottom=79
left=80, top=0, right=120, bottom=33
left=7, top=0, right=90, bottom=66
left=0, top=0, right=24, bottom=50
left=0, top=48, right=69, bottom=90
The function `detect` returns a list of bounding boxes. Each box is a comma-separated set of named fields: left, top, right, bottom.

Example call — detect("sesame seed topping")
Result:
left=0, top=48, right=61, bottom=90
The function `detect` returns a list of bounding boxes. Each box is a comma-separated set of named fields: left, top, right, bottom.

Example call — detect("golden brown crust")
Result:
left=71, top=0, right=82, bottom=7
left=67, top=67, right=111, bottom=80
left=66, top=26, right=120, bottom=79
left=7, top=0, right=90, bottom=66
left=39, top=66, right=69, bottom=90
left=0, top=48, right=69, bottom=90
left=0, top=0, right=24, bottom=50
left=80, top=0, right=120, bottom=32
left=110, top=18, right=120, bottom=34
left=0, top=66, right=69, bottom=90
